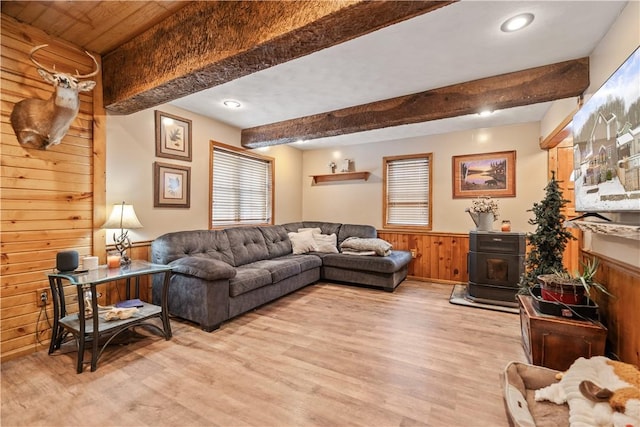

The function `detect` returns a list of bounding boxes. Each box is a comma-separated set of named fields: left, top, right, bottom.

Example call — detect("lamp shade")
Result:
left=102, top=202, right=143, bottom=229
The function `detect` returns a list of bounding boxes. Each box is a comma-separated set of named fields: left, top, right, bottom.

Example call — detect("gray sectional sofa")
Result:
left=151, top=221, right=412, bottom=331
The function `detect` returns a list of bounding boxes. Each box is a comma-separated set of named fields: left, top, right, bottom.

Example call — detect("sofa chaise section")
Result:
left=282, top=222, right=411, bottom=291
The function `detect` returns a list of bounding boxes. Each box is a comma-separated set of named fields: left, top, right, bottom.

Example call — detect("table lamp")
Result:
left=102, top=201, right=143, bottom=265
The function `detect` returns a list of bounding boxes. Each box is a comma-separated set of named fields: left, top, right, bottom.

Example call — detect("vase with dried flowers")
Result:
left=465, top=196, right=499, bottom=231
left=328, top=161, right=337, bottom=173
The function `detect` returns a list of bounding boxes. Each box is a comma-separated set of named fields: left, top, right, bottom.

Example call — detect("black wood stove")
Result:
left=467, top=231, right=526, bottom=307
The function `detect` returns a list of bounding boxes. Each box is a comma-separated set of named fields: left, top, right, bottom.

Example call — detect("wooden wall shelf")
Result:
left=569, top=220, right=640, bottom=240
left=311, top=171, right=370, bottom=184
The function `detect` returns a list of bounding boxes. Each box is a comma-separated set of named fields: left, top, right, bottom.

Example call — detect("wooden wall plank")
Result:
left=0, top=14, right=101, bottom=362
left=378, top=231, right=470, bottom=284
left=586, top=251, right=640, bottom=366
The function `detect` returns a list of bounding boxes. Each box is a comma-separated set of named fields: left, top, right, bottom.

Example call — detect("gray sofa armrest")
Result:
left=169, top=257, right=237, bottom=281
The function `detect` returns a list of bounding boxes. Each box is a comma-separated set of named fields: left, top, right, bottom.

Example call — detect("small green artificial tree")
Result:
left=519, top=172, right=576, bottom=287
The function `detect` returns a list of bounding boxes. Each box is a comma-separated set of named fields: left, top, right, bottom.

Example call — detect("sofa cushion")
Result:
left=229, top=267, right=272, bottom=297
left=313, top=233, right=339, bottom=253
left=288, top=230, right=319, bottom=254
left=281, top=222, right=304, bottom=233
left=259, top=225, right=292, bottom=258
left=151, top=229, right=234, bottom=265
left=169, top=257, right=236, bottom=281
left=302, top=221, right=342, bottom=237
left=226, top=227, right=269, bottom=266
left=322, top=250, right=412, bottom=274
left=338, top=224, right=377, bottom=246
left=274, top=254, right=322, bottom=273
left=248, top=259, right=301, bottom=283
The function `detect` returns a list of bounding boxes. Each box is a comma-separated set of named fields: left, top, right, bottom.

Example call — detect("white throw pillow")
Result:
left=313, top=233, right=339, bottom=253
left=288, top=230, right=319, bottom=254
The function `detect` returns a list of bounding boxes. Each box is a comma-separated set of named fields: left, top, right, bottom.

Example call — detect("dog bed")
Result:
left=501, top=361, right=569, bottom=427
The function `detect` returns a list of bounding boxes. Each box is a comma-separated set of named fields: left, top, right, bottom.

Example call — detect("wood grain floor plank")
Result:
left=1, top=281, right=526, bottom=426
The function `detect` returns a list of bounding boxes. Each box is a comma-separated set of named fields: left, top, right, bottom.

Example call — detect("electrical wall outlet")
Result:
left=36, top=288, right=49, bottom=307
left=410, top=249, right=417, bottom=259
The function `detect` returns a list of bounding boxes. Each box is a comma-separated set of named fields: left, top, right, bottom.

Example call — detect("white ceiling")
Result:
left=170, top=0, right=627, bottom=150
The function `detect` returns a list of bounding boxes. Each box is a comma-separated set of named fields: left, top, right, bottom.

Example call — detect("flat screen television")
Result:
left=572, top=47, right=640, bottom=212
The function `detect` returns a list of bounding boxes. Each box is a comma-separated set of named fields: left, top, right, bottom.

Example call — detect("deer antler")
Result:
left=29, top=44, right=99, bottom=79
left=75, top=50, right=99, bottom=79
left=29, top=44, right=56, bottom=74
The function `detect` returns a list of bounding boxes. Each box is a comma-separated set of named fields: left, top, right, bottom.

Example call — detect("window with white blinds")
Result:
left=383, top=153, right=432, bottom=229
left=211, top=142, right=273, bottom=227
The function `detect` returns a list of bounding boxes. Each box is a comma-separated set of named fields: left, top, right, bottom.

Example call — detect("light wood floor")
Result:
left=1, top=281, right=527, bottom=426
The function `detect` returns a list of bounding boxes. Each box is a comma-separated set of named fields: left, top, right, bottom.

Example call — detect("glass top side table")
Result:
left=47, top=260, right=173, bottom=373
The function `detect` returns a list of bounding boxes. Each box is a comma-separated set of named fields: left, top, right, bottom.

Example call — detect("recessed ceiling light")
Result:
left=478, top=109, right=493, bottom=117
left=223, top=99, right=242, bottom=108
left=501, top=13, right=534, bottom=32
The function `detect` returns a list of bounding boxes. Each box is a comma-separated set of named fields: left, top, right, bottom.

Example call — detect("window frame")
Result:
left=209, top=141, right=275, bottom=229
left=382, top=153, right=433, bottom=231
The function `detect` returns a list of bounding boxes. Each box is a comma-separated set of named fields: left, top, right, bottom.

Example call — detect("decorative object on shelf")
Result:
left=155, top=111, right=192, bottom=161
left=452, top=150, right=516, bottom=198
left=10, top=44, right=99, bottom=149
left=518, top=172, right=575, bottom=291
left=102, top=201, right=143, bottom=265
left=154, top=162, right=191, bottom=208
left=501, top=220, right=512, bottom=232
left=82, top=256, right=99, bottom=270
left=466, top=196, right=499, bottom=231
left=83, top=288, right=93, bottom=319
left=341, top=159, right=351, bottom=172
left=106, top=250, right=121, bottom=268
left=328, top=161, right=337, bottom=173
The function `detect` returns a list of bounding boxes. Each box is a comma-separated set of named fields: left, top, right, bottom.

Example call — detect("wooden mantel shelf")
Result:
left=311, top=171, right=370, bottom=184
left=569, top=220, right=640, bottom=240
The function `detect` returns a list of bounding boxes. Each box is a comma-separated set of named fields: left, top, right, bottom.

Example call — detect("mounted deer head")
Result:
left=10, top=44, right=99, bottom=149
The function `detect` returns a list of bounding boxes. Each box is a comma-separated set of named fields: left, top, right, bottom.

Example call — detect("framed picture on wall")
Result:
left=154, top=162, right=191, bottom=208
left=155, top=110, right=192, bottom=161
left=452, top=150, right=516, bottom=198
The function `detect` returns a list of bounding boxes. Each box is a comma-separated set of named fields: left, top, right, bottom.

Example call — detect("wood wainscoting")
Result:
left=584, top=251, right=640, bottom=366
left=377, top=230, right=469, bottom=283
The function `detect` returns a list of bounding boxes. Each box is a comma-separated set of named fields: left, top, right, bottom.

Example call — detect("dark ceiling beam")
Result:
left=241, top=57, right=590, bottom=148
left=103, top=0, right=454, bottom=114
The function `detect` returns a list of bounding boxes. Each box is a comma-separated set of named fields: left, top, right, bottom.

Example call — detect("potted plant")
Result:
left=537, top=258, right=612, bottom=305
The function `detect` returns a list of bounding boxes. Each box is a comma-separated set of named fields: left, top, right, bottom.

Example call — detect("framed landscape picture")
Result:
left=155, top=110, right=192, bottom=161
left=154, top=162, right=191, bottom=208
left=452, top=150, right=516, bottom=198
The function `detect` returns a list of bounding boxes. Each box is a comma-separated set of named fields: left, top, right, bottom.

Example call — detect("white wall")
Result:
left=302, top=122, right=547, bottom=233
left=259, top=143, right=304, bottom=225
left=106, top=104, right=303, bottom=243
